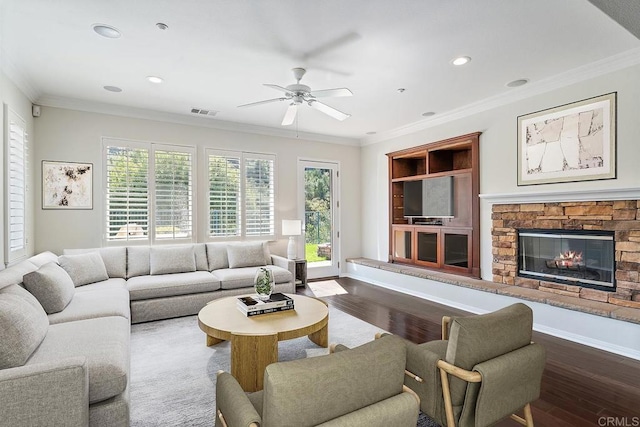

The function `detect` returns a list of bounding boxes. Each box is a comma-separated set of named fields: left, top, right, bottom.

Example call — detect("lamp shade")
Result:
left=282, top=219, right=301, bottom=236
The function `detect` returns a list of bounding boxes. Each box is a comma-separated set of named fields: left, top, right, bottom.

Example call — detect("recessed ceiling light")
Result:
left=451, top=56, right=471, bottom=66
left=421, top=112, right=436, bottom=117
left=366, top=131, right=377, bottom=135
left=397, top=88, right=406, bottom=93
left=156, top=23, right=169, bottom=30
left=146, top=76, right=164, bottom=84
left=506, top=79, right=529, bottom=88
left=92, top=24, right=121, bottom=39
left=103, top=85, right=122, bottom=92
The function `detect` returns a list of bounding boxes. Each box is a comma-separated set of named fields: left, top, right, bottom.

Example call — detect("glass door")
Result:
left=298, top=160, right=339, bottom=279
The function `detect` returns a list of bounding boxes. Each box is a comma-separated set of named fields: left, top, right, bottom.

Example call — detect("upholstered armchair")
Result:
left=396, top=303, right=546, bottom=427
left=215, top=334, right=420, bottom=427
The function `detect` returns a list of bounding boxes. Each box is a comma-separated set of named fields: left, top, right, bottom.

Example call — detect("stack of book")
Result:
left=236, top=293, right=295, bottom=317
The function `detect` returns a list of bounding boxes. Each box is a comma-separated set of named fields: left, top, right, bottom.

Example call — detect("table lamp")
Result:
left=282, top=219, right=302, bottom=260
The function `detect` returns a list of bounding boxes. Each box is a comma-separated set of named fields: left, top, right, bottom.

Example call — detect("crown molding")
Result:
left=361, top=47, right=640, bottom=146
left=479, top=187, right=640, bottom=204
left=1, top=50, right=41, bottom=102
left=35, top=95, right=361, bottom=146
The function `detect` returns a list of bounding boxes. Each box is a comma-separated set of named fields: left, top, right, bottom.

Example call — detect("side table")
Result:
left=294, top=259, right=307, bottom=287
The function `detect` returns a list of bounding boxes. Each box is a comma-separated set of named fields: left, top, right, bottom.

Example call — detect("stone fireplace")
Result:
left=492, top=200, right=640, bottom=308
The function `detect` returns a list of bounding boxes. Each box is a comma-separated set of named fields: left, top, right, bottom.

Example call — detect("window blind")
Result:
left=208, top=152, right=241, bottom=237
left=6, top=117, right=27, bottom=261
left=154, top=148, right=193, bottom=240
left=105, top=145, right=149, bottom=241
left=244, top=155, right=275, bottom=236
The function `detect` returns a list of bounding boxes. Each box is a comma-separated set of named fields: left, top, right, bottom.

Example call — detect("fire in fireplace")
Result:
left=518, top=229, right=615, bottom=291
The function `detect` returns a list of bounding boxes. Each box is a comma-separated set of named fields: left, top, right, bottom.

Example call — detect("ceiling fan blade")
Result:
left=310, top=88, right=353, bottom=98
left=302, top=32, right=362, bottom=60
left=281, top=104, right=297, bottom=126
left=238, top=97, right=287, bottom=108
left=308, top=100, right=350, bottom=121
left=264, top=84, right=292, bottom=95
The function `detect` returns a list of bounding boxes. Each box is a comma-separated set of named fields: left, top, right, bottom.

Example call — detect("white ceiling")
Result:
left=2, top=0, right=639, bottom=144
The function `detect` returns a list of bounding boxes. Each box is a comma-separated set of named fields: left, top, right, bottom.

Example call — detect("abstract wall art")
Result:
left=517, top=92, right=616, bottom=186
left=42, top=161, right=93, bottom=209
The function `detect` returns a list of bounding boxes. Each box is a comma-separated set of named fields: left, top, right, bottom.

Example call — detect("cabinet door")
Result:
left=441, top=229, right=471, bottom=273
left=415, top=229, right=440, bottom=268
left=392, top=226, right=414, bottom=263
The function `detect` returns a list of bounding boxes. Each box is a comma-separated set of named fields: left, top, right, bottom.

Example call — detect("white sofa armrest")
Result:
left=0, top=357, right=89, bottom=427
left=270, top=254, right=295, bottom=280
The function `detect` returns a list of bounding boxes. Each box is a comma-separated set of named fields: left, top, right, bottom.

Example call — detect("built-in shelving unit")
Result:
left=387, top=132, right=480, bottom=277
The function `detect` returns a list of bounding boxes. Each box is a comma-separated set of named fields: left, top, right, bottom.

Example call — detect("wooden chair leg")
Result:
left=439, top=368, right=456, bottom=427
left=509, top=403, right=534, bottom=426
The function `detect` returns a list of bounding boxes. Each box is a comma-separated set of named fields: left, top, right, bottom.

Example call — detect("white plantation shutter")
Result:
left=207, top=149, right=275, bottom=238
left=244, top=154, right=275, bottom=236
left=5, top=114, right=27, bottom=262
left=208, top=150, right=241, bottom=237
left=154, top=147, right=194, bottom=240
left=105, top=144, right=149, bottom=241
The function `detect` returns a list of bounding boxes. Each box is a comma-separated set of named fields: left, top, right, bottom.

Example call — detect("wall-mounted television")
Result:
left=403, top=176, right=454, bottom=218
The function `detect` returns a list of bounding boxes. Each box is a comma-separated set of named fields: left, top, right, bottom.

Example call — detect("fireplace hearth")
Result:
left=518, top=229, right=615, bottom=291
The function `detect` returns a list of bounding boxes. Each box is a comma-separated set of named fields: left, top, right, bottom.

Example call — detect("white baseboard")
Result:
left=343, top=263, right=640, bottom=361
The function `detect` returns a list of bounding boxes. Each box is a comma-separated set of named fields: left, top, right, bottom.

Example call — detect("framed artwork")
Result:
left=517, top=92, right=616, bottom=186
left=42, top=161, right=93, bottom=209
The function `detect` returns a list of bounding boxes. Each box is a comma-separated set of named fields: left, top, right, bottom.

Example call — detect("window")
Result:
left=104, top=139, right=194, bottom=243
left=4, top=110, right=27, bottom=263
left=208, top=149, right=275, bottom=238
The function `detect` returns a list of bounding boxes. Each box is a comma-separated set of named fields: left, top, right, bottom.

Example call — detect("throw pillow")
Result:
left=0, top=289, right=49, bottom=369
left=227, top=242, right=266, bottom=268
left=262, top=241, right=273, bottom=265
left=206, top=243, right=229, bottom=271
left=127, top=246, right=150, bottom=278
left=150, top=245, right=196, bottom=275
left=23, top=262, right=75, bottom=314
left=59, top=252, right=109, bottom=286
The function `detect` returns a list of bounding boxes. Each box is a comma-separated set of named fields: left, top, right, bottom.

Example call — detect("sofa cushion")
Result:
left=206, top=242, right=229, bottom=271
left=262, top=241, right=273, bottom=265
left=150, top=245, right=196, bottom=275
left=63, top=247, right=127, bottom=279
left=0, top=286, right=49, bottom=369
left=26, top=251, right=60, bottom=268
left=194, top=243, right=208, bottom=271
left=227, top=242, right=266, bottom=268
left=127, top=271, right=221, bottom=301
left=27, top=316, right=130, bottom=404
left=23, top=262, right=75, bottom=314
left=48, top=279, right=130, bottom=324
left=59, top=252, right=109, bottom=286
left=213, top=265, right=292, bottom=290
left=0, top=259, right=39, bottom=291
left=127, top=246, right=150, bottom=278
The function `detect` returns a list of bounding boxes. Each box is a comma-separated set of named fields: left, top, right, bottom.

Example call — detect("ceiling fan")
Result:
left=238, top=67, right=353, bottom=126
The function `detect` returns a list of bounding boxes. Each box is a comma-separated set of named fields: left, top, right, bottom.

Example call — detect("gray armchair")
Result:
left=397, top=303, right=546, bottom=427
left=215, top=334, right=420, bottom=427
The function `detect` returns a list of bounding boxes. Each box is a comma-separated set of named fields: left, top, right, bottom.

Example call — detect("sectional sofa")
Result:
left=0, top=241, right=295, bottom=427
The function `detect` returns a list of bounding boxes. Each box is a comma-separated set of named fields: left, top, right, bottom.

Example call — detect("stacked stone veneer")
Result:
left=492, top=200, right=640, bottom=309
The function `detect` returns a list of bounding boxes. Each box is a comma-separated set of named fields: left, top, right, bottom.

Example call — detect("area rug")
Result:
left=308, top=279, right=348, bottom=297
left=130, top=306, right=439, bottom=426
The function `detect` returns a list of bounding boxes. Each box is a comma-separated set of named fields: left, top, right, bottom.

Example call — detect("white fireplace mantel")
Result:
left=479, top=188, right=640, bottom=204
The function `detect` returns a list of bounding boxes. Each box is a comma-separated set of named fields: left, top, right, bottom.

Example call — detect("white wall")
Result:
left=361, top=64, right=640, bottom=281
left=34, top=107, right=361, bottom=270
left=0, top=71, right=36, bottom=266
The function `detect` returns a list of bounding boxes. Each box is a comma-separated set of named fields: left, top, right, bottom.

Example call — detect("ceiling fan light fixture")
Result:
left=452, top=56, right=471, bottom=66
left=92, top=24, right=121, bottom=39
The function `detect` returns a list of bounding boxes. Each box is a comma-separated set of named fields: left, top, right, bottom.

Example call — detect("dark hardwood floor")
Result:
left=298, top=277, right=640, bottom=426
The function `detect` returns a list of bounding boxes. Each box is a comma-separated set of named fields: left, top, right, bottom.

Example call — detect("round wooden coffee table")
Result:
left=197, top=293, right=329, bottom=392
